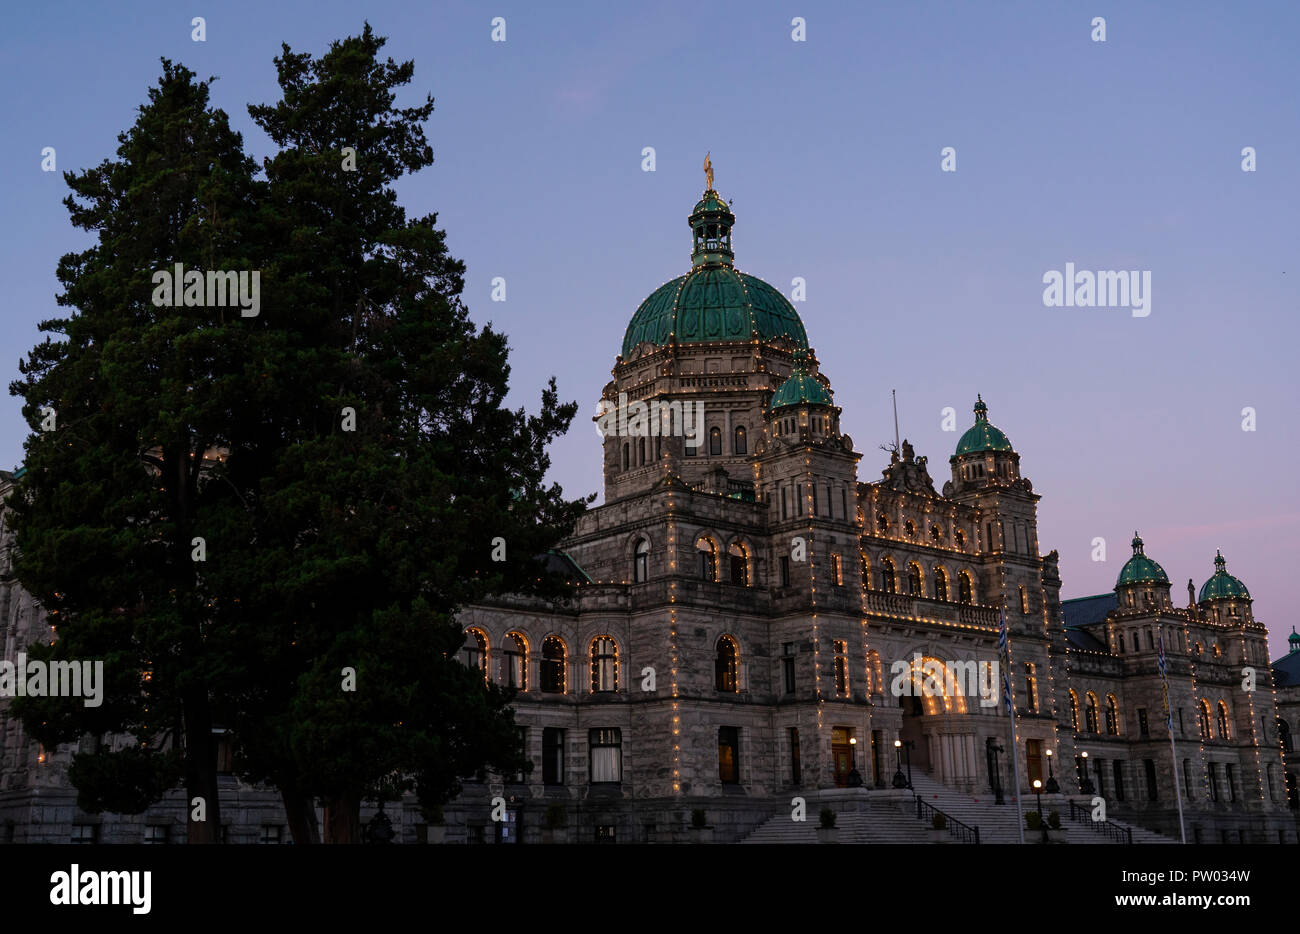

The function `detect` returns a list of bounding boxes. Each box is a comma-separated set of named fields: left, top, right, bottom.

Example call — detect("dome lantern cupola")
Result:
left=690, top=152, right=735, bottom=268
left=1289, top=626, right=1299, bottom=654
left=948, top=394, right=1021, bottom=489
left=1198, top=550, right=1251, bottom=604
left=1115, top=532, right=1172, bottom=610
left=767, top=349, right=840, bottom=442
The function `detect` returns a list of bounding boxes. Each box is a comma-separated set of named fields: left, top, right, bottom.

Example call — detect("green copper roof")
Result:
left=954, top=395, right=1014, bottom=456
left=770, top=350, right=832, bottom=410
left=620, top=188, right=810, bottom=358
left=622, top=266, right=809, bottom=357
left=1198, top=551, right=1250, bottom=602
left=1116, top=533, right=1170, bottom=587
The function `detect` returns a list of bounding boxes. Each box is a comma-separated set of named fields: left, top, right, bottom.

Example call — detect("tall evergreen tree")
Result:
left=7, top=61, right=266, bottom=842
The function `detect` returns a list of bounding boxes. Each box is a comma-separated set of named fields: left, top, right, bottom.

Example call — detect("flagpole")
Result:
left=1158, top=624, right=1187, bottom=844
left=998, top=596, right=1025, bottom=844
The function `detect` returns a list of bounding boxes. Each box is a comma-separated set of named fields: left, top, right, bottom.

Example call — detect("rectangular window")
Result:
left=781, top=487, right=789, bottom=519
left=986, top=522, right=993, bottom=550
left=780, top=556, right=791, bottom=588
left=830, top=553, right=843, bottom=587
left=782, top=643, right=796, bottom=695
left=260, top=825, right=283, bottom=845
left=718, top=726, right=740, bottom=784
left=595, top=825, right=617, bottom=844
left=513, top=726, right=528, bottom=782
left=841, top=487, right=848, bottom=520
left=214, top=729, right=234, bottom=774
left=1226, top=763, right=1236, bottom=802
left=685, top=439, right=697, bottom=457
left=1144, top=759, right=1158, bottom=801
left=1208, top=762, right=1219, bottom=801
left=1183, top=759, right=1194, bottom=800
left=811, top=484, right=818, bottom=517
left=589, top=728, right=622, bottom=784
left=1113, top=760, right=1125, bottom=801
left=1138, top=708, right=1149, bottom=738
left=788, top=727, right=802, bottom=784
left=826, top=483, right=833, bottom=517
left=796, top=484, right=803, bottom=516
left=144, top=825, right=169, bottom=845
left=1094, top=759, right=1106, bottom=797
left=1178, top=708, right=1184, bottom=736
left=543, top=727, right=565, bottom=785
left=1024, top=663, right=1037, bottom=713
left=71, top=825, right=98, bottom=844
left=833, top=641, right=849, bottom=697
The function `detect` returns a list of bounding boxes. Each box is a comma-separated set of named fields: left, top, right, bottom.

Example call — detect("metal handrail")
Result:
left=915, top=794, right=980, bottom=844
left=1067, top=799, right=1133, bottom=843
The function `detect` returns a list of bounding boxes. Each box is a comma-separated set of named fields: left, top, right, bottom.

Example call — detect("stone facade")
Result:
left=0, top=184, right=1295, bottom=844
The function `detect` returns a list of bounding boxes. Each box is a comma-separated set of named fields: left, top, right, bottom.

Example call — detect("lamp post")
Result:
left=1033, top=778, right=1048, bottom=843
left=892, top=738, right=908, bottom=789
left=1045, top=748, right=1060, bottom=794
left=847, top=736, right=863, bottom=787
left=1078, top=750, right=1095, bottom=794
left=987, top=738, right=1005, bottom=805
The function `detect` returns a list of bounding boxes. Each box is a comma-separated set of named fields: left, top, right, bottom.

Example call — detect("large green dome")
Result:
left=622, top=266, right=809, bottom=358
left=1117, top=534, right=1169, bottom=587
left=954, top=396, right=1013, bottom=456
left=620, top=182, right=809, bottom=358
left=1198, top=551, right=1250, bottom=602
left=769, top=350, right=832, bottom=409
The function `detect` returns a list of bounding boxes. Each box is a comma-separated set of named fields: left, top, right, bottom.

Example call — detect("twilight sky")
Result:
left=1, top=1, right=1296, bottom=657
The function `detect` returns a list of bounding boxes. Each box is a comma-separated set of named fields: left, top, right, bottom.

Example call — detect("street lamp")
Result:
left=1078, top=750, right=1095, bottom=794
left=1045, top=748, right=1060, bottom=794
left=1032, top=778, right=1048, bottom=843
left=892, top=738, right=908, bottom=788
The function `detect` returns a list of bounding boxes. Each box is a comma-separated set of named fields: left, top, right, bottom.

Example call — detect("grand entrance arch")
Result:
left=896, top=655, right=980, bottom=788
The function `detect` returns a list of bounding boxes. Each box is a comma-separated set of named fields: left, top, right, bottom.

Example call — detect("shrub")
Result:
left=931, top=812, right=947, bottom=830
left=1026, top=811, right=1042, bottom=831
left=1047, top=809, right=1061, bottom=830
left=819, top=807, right=837, bottom=829
left=691, top=809, right=708, bottom=829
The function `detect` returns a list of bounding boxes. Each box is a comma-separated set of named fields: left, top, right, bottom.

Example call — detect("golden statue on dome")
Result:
left=704, top=151, right=714, bottom=191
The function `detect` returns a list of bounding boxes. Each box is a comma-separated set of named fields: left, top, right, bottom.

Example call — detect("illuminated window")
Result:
left=718, top=726, right=740, bottom=784
left=930, top=525, right=942, bottom=544
left=463, top=629, right=488, bottom=680
left=591, top=637, right=618, bottom=693
left=1069, top=690, right=1080, bottom=731
left=1085, top=693, right=1100, bottom=733
left=697, top=537, right=718, bottom=581
left=1019, top=586, right=1028, bottom=614
left=715, top=635, right=740, bottom=692
left=904, top=520, right=916, bottom=537
left=1198, top=700, right=1212, bottom=741
left=957, top=571, right=973, bottom=605
left=933, top=567, right=949, bottom=602
left=709, top=426, right=722, bottom=456
left=541, top=636, right=566, bottom=693
left=1217, top=702, right=1231, bottom=740
left=729, top=543, right=749, bottom=586
left=954, top=529, right=965, bottom=550
left=877, top=513, right=889, bottom=533
left=733, top=425, right=747, bottom=454
left=881, top=557, right=897, bottom=594
left=833, top=641, right=849, bottom=697
left=907, top=562, right=923, bottom=596
left=861, top=554, right=871, bottom=589
left=589, top=728, right=621, bottom=783
left=1105, top=694, right=1120, bottom=736
left=830, top=553, right=843, bottom=587
left=1024, top=663, right=1038, bottom=712
left=505, top=633, right=528, bottom=690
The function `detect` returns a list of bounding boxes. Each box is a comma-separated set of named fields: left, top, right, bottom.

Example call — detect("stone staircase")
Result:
left=739, top=773, right=1178, bottom=844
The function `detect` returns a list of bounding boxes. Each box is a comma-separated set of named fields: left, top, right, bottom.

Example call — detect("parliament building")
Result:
left=1, top=180, right=1297, bottom=844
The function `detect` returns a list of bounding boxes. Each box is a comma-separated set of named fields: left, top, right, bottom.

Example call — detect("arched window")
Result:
left=866, top=650, right=883, bottom=696
left=541, top=636, right=566, bottom=693
left=621, top=443, right=629, bottom=470
left=709, top=426, right=722, bottom=455
left=728, top=542, right=749, bottom=585
left=904, top=520, right=916, bottom=538
left=907, top=562, right=923, bottom=596
left=1019, top=586, right=1028, bottom=614
left=505, top=632, right=528, bottom=690
left=877, top=513, right=889, bottom=533
left=881, top=557, right=897, bottom=594
left=638, top=437, right=646, bottom=465
left=1278, top=719, right=1292, bottom=754
left=1105, top=694, right=1120, bottom=735
left=861, top=554, right=871, bottom=589
left=1085, top=692, right=1100, bottom=733
left=957, top=571, right=973, bottom=605
left=933, top=567, right=949, bottom=602
left=733, top=425, right=747, bottom=454
left=464, top=629, right=488, bottom=680
left=591, top=636, right=618, bottom=693
left=1217, top=702, right=1231, bottom=740
left=697, top=537, right=718, bottom=581
left=1069, top=690, right=1080, bottom=731
left=1193, top=642, right=1203, bottom=656
left=715, top=635, right=739, bottom=692
left=1198, top=700, right=1213, bottom=740
left=930, top=525, right=943, bottom=544
left=1025, top=663, right=1038, bottom=712
left=954, top=529, right=965, bottom=550
left=633, top=538, right=650, bottom=583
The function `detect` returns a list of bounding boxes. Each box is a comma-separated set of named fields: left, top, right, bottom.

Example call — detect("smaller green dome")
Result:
left=770, top=351, right=832, bottom=409
left=1198, top=551, right=1251, bottom=602
left=1117, top=533, right=1170, bottom=587
left=1289, top=627, right=1299, bottom=652
left=693, top=191, right=731, bottom=214
left=954, top=395, right=1014, bottom=456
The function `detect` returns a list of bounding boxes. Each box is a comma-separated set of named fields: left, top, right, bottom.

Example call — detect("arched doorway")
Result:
left=896, top=655, right=977, bottom=787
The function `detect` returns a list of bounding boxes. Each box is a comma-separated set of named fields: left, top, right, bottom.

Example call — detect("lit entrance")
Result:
left=831, top=727, right=857, bottom=786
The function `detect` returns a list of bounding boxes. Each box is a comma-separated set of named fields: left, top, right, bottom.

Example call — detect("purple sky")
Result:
left=2, top=1, right=1296, bottom=657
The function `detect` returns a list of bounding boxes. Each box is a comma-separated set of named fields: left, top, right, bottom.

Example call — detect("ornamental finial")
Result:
left=704, top=152, right=714, bottom=191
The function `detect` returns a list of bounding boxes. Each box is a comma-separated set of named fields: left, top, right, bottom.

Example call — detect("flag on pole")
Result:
left=998, top=604, right=1014, bottom=716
